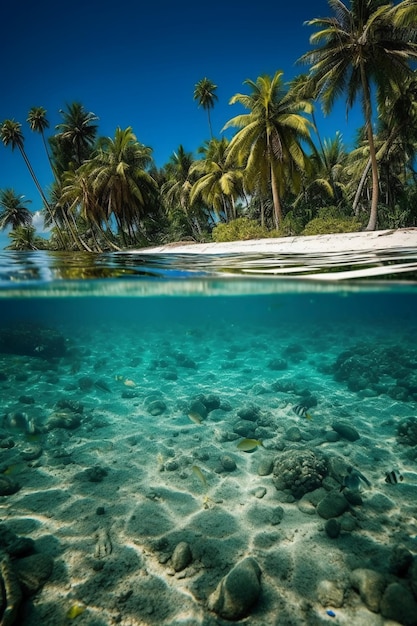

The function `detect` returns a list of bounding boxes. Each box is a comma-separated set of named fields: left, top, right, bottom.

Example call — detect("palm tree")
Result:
left=27, top=106, right=55, bottom=175
left=0, top=189, right=32, bottom=230
left=295, top=131, right=348, bottom=211
left=299, top=0, right=417, bottom=231
left=392, top=0, right=417, bottom=27
left=193, top=78, right=218, bottom=138
left=162, top=145, right=195, bottom=216
left=58, top=169, right=110, bottom=252
left=222, top=71, right=313, bottom=228
left=0, top=119, right=65, bottom=246
left=190, top=137, right=244, bottom=222
left=83, top=126, right=157, bottom=246
left=161, top=145, right=206, bottom=237
left=55, top=102, right=99, bottom=170
left=6, top=225, right=39, bottom=250
left=350, top=70, right=417, bottom=215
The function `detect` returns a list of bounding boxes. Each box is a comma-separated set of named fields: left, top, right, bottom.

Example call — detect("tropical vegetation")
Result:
left=1, top=0, right=416, bottom=251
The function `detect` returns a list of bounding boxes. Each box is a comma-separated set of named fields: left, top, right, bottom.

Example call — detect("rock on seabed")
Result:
left=208, top=557, right=262, bottom=620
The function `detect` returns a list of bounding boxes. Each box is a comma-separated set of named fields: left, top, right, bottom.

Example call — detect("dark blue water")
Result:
left=1, top=250, right=417, bottom=626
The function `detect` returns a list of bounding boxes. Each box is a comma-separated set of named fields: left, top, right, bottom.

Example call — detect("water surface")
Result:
left=1, top=249, right=417, bottom=626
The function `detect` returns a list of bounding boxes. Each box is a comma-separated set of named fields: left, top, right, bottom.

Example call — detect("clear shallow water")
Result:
left=1, top=250, right=417, bottom=625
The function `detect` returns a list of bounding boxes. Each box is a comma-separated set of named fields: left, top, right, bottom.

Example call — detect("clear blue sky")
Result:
left=0, top=0, right=363, bottom=247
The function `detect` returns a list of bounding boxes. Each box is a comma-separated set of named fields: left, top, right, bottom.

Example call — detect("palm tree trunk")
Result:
left=18, top=145, right=66, bottom=247
left=360, top=68, right=379, bottom=231
left=353, top=158, right=372, bottom=216
left=207, top=110, right=213, bottom=139
left=364, top=124, right=379, bottom=231
left=40, top=130, right=57, bottom=178
left=270, top=165, right=283, bottom=229
left=353, top=128, right=399, bottom=217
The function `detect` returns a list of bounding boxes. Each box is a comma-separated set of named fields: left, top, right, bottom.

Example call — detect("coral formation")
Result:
left=272, top=449, right=328, bottom=499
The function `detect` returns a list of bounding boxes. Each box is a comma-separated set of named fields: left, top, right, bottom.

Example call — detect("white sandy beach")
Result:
left=139, top=227, right=417, bottom=255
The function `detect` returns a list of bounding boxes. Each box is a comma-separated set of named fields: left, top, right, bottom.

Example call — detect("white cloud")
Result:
left=32, top=210, right=51, bottom=235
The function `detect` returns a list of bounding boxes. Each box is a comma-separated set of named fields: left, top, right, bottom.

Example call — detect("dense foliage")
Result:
left=1, top=0, right=416, bottom=251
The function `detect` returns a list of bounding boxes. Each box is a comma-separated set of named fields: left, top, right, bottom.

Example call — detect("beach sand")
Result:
left=1, top=230, right=417, bottom=625
left=139, top=227, right=417, bottom=255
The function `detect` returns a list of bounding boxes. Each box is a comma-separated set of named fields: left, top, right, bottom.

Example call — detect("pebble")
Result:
left=316, top=491, right=349, bottom=519
left=389, top=545, right=413, bottom=576
left=285, top=426, right=302, bottom=442
left=325, top=431, right=340, bottom=442
left=20, top=444, right=43, bottom=461
left=316, top=579, right=344, bottom=608
left=146, top=400, right=167, bottom=416
left=367, top=492, right=394, bottom=512
left=208, top=557, right=262, bottom=620
left=257, top=458, right=273, bottom=476
left=297, top=496, right=316, bottom=516
left=0, top=475, right=20, bottom=496
left=380, top=582, right=417, bottom=624
left=253, top=487, right=266, bottom=499
left=325, top=518, right=341, bottom=539
left=220, top=455, right=236, bottom=472
left=14, top=553, right=54, bottom=595
left=340, top=515, right=357, bottom=532
left=350, top=568, right=386, bottom=613
left=165, top=460, right=179, bottom=471
left=236, top=405, right=260, bottom=422
left=171, top=541, right=192, bottom=572
left=331, top=422, right=360, bottom=441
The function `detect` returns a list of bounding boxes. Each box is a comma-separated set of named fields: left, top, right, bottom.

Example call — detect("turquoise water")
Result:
left=1, top=249, right=417, bottom=626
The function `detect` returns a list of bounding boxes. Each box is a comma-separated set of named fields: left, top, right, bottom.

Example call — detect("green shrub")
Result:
left=301, top=208, right=362, bottom=236
left=212, top=218, right=274, bottom=242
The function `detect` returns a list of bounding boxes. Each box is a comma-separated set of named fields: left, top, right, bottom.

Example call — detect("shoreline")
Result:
left=138, top=227, right=417, bottom=255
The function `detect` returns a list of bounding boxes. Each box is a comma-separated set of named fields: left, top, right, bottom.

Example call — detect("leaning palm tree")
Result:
left=0, top=188, right=32, bottom=230
left=0, top=119, right=65, bottom=246
left=27, top=106, right=55, bottom=175
left=193, top=78, right=218, bottom=138
left=299, top=0, right=417, bottom=231
left=223, top=70, right=313, bottom=228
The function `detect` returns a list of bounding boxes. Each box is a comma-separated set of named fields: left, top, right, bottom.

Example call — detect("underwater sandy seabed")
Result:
left=1, top=294, right=417, bottom=626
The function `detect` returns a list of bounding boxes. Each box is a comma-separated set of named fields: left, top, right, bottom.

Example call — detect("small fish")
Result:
left=236, top=438, right=263, bottom=452
left=192, top=465, right=207, bottom=486
left=3, top=463, right=26, bottom=476
left=188, top=411, right=203, bottom=424
left=34, top=345, right=44, bottom=353
left=385, top=470, right=403, bottom=484
left=66, top=603, right=86, bottom=619
left=292, top=404, right=312, bottom=420
left=123, top=379, right=136, bottom=388
left=115, top=375, right=125, bottom=382
left=339, top=466, right=371, bottom=492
